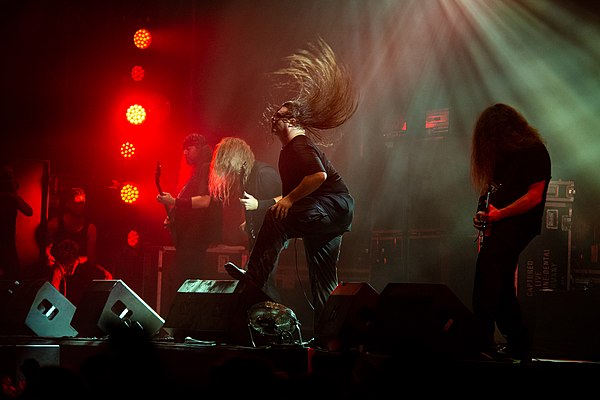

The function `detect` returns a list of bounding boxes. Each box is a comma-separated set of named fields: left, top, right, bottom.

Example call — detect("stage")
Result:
left=1, top=332, right=599, bottom=399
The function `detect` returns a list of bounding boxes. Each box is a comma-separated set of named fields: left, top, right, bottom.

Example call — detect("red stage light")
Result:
left=133, top=28, right=152, bottom=49
left=126, top=104, right=146, bottom=125
left=127, top=230, right=140, bottom=248
left=120, top=141, right=136, bottom=158
left=131, top=65, right=145, bottom=82
left=120, top=183, right=140, bottom=204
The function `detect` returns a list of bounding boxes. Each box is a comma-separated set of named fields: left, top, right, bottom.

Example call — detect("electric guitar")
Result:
left=240, top=162, right=257, bottom=241
left=476, top=182, right=500, bottom=248
left=155, top=161, right=177, bottom=245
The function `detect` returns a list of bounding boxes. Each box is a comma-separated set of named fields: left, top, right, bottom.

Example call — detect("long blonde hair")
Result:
left=208, top=137, right=255, bottom=204
left=265, top=38, right=359, bottom=146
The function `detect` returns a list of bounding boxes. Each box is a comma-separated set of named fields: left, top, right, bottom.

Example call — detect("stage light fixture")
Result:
left=120, top=141, right=136, bottom=158
left=131, top=65, right=145, bottom=82
left=133, top=28, right=152, bottom=49
left=127, top=230, right=140, bottom=248
left=120, top=183, right=140, bottom=204
left=126, top=104, right=146, bottom=125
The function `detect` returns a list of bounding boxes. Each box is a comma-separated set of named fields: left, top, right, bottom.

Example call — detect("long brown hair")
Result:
left=265, top=38, right=359, bottom=146
left=470, top=103, right=545, bottom=194
left=208, top=137, right=255, bottom=204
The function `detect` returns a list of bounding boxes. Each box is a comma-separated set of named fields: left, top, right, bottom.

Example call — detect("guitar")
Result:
left=476, top=182, right=500, bottom=248
left=240, top=161, right=256, bottom=241
left=155, top=161, right=177, bottom=245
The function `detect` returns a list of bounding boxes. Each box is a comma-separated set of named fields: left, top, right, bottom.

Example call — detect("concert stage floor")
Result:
left=1, top=334, right=598, bottom=398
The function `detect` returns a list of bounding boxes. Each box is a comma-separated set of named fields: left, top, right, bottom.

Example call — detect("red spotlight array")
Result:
left=133, top=28, right=152, bottom=49
left=120, top=141, right=136, bottom=158
left=112, top=25, right=167, bottom=207
left=127, top=229, right=140, bottom=248
left=126, top=104, right=147, bottom=125
left=120, top=183, right=140, bottom=204
left=131, top=65, right=145, bottom=82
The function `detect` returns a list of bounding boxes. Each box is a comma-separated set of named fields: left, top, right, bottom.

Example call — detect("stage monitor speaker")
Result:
left=366, top=282, right=482, bottom=360
left=164, top=279, right=272, bottom=345
left=315, top=282, right=379, bottom=351
left=0, top=280, right=77, bottom=338
left=72, top=280, right=165, bottom=338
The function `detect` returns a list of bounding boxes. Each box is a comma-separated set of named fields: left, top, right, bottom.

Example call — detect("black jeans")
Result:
left=244, top=194, right=354, bottom=328
left=473, top=221, right=536, bottom=357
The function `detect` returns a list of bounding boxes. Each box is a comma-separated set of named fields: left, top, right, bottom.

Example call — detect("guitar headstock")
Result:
left=155, top=161, right=164, bottom=195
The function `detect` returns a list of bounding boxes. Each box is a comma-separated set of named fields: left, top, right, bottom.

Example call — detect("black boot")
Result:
left=224, top=262, right=246, bottom=280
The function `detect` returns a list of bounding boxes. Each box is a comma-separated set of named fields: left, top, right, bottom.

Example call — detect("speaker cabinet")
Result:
left=366, top=283, right=482, bottom=360
left=315, top=282, right=379, bottom=351
left=0, top=280, right=77, bottom=337
left=164, top=279, right=271, bottom=345
left=528, top=290, right=600, bottom=361
left=72, top=280, right=165, bottom=338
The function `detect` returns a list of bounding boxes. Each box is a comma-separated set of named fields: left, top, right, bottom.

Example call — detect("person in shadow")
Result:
left=0, top=161, right=33, bottom=282
left=47, top=238, right=112, bottom=306
left=45, top=187, right=97, bottom=269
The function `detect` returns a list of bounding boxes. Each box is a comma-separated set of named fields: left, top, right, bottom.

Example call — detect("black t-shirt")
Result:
left=279, top=135, right=349, bottom=197
left=245, top=161, right=281, bottom=239
left=278, top=135, right=352, bottom=220
left=174, top=162, right=222, bottom=246
left=492, top=142, right=551, bottom=235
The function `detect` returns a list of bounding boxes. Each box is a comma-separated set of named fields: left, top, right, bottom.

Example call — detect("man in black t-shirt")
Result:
left=224, top=39, right=359, bottom=331
left=471, top=103, right=551, bottom=363
left=157, top=133, right=222, bottom=313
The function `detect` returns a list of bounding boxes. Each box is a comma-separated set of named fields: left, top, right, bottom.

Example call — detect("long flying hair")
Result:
left=470, top=103, right=545, bottom=194
left=208, top=137, right=255, bottom=204
left=265, top=38, right=359, bottom=146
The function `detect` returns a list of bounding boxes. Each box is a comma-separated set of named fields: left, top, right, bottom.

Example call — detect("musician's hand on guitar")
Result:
left=473, top=211, right=487, bottom=230
left=240, top=192, right=258, bottom=211
left=156, top=192, right=176, bottom=207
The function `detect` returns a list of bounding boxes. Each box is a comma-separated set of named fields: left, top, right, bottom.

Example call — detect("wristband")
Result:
left=176, top=197, right=192, bottom=209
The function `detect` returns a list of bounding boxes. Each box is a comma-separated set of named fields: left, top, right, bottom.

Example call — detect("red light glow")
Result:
left=127, top=230, right=140, bottom=247
left=133, top=29, right=152, bottom=49
left=131, top=65, right=145, bottom=82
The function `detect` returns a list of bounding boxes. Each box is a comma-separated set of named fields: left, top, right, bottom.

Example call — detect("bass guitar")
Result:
left=155, top=161, right=177, bottom=245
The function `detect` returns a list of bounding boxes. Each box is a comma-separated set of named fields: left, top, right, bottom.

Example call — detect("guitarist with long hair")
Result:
left=470, top=103, right=551, bottom=363
left=208, top=136, right=282, bottom=301
left=156, top=133, right=222, bottom=313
